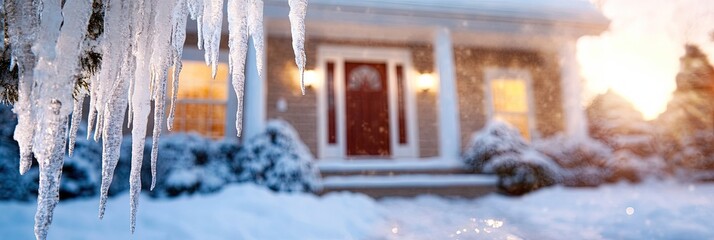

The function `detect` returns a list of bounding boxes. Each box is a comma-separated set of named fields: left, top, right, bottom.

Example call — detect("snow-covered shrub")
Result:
left=463, top=121, right=529, bottom=172
left=149, top=133, right=231, bottom=197
left=534, top=135, right=614, bottom=186
left=484, top=150, right=562, bottom=195
left=463, top=120, right=561, bottom=195
left=233, top=119, right=321, bottom=192
left=0, top=105, right=30, bottom=201
left=0, top=138, right=34, bottom=201
left=57, top=125, right=102, bottom=199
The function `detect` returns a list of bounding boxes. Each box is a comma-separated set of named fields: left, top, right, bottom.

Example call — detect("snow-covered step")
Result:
left=317, top=158, right=471, bottom=177
left=320, top=174, right=498, bottom=198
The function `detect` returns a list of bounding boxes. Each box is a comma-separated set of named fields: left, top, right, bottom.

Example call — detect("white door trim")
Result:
left=483, top=67, right=538, bottom=140
left=316, top=45, right=420, bottom=159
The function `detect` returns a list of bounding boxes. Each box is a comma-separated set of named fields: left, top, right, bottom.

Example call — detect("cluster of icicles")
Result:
left=3, top=0, right=308, bottom=239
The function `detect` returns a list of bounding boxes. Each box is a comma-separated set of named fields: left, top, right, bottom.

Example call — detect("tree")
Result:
left=656, top=45, right=714, bottom=173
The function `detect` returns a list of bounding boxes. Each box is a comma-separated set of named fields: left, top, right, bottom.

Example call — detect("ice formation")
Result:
left=289, top=0, right=307, bottom=95
left=2, top=0, right=308, bottom=239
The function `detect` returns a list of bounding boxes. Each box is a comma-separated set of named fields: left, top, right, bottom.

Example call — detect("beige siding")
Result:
left=454, top=47, right=564, bottom=149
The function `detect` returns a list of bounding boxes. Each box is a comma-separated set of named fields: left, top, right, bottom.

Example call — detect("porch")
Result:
left=317, top=158, right=498, bottom=198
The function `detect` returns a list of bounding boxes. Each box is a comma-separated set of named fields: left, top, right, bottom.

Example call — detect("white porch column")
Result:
left=241, top=36, right=267, bottom=141
left=559, top=40, right=588, bottom=139
left=434, top=27, right=461, bottom=159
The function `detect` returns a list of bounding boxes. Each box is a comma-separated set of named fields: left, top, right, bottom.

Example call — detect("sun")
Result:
left=577, top=35, right=680, bottom=120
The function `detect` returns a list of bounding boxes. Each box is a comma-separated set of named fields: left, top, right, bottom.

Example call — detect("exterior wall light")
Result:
left=417, top=73, right=435, bottom=92
left=303, top=70, right=318, bottom=89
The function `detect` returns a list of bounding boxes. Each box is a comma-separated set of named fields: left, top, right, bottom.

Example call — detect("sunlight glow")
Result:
left=578, top=0, right=714, bottom=120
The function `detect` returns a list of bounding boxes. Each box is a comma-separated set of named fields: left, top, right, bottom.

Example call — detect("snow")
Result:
left=2, top=181, right=714, bottom=239
left=323, top=174, right=498, bottom=188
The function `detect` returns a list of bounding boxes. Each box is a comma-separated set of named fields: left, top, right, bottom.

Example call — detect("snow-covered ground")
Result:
left=1, top=181, right=713, bottom=240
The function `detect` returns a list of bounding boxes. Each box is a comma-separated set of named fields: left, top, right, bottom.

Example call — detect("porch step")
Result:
left=319, top=174, right=498, bottom=198
left=317, top=158, right=472, bottom=177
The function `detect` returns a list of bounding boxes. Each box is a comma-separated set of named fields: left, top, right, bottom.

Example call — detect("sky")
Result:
left=577, top=0, right=714, bottom=120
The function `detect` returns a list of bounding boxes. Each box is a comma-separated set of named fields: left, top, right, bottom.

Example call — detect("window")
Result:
left=486, top=69, right=533, bottom=139
left=171, top=61, right=229, bottom=139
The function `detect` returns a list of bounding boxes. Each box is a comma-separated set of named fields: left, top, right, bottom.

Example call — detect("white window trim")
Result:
left=316, top=45, right=420, bottom=160
left=483, top=67, right=538, bottom=140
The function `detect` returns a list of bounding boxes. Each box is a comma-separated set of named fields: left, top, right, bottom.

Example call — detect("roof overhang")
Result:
left=264, top=0, right=609, bottom=50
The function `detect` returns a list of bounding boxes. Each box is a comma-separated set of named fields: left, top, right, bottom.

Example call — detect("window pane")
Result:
left=491, top=78, right=528, bottom=113
left=173, top=61, right=230, bottom=100
left=170, top=61, right=229, bottom=139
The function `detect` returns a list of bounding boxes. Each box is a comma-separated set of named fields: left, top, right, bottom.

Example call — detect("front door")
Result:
left=344, top=62, right=391, bottom=156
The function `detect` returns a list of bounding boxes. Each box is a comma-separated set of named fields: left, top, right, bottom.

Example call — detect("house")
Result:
left=170, top=0, right=609, bottom=196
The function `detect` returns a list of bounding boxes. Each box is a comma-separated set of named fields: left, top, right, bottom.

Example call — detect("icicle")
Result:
left=227, top=0, right=248, bottom=137
left=148, top=0, right=182, bottom=189
left=97, top=0, right=134, bottom=220
left=7, top=0, right=41, bottom=175
left=127, top=75, right=134, bottom=128
left=33, top=100, right=69, bottom=240
left=86, top=76, right=98, bottom=140
left=188, top=0, right=204, bottom=21
left=68, top=96, right=85, bottom=156
left=167, top=0, right=189, bottom=131
left=127, top=0, right=157, bottom=233
left=189, top=0, right=205, bottom=48
left=98, top=51, right=132, bottom=220
left=288, top=0, right=307, bottom=95
left=202, top=0, right=224, bottom=79
left=248, top=0, right=264, bottom=78
left=31, top=0, right=93, bottom=237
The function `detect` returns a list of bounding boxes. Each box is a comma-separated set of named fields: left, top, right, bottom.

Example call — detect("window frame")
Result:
left=483, top=67, right=538, bottom=140
left=169, top=47, right=232, bottom=139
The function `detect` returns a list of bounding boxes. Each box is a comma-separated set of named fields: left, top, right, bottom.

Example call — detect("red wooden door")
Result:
left=344, top=62, right=391, bottom=156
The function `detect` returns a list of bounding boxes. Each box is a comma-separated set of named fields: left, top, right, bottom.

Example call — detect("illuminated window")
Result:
left=171, top=61, right=229, bottom=139
left=487, top=69, right=533, bottom=139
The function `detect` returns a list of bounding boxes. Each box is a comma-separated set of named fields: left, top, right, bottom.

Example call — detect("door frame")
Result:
left=316, top=45, right=420, bottom=159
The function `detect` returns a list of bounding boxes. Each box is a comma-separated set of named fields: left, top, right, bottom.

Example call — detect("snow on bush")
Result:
left=233, top=119, right=321, bottom=192
left=0, top=105, right=102, bottom=201
left=56, top=125, right=102, bottom=199
left=149, top=134, right=233, bottom=198
left=534, top=135, right=668, bottom=186
left=534, top=135, right=614, bottom=186
left=463, top=120, right=529, bottom=172
left=463, top=120, right=561, bottom=195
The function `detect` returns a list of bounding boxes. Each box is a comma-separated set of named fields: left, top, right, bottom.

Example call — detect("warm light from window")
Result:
left=417, top=73, right=435, bottom=92
left=304, top=70, right=318, bottom=88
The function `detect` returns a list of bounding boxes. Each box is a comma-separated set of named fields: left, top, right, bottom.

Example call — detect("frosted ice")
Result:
left=248, top=0, right=264, bottom=78
left=167, top=0, right=190, bottom=132
left=97, top=0, right=134, bottom=220
left=68, top=96, right=85, bottom=157
left=288, top=0, right=307, bottom=95
left=227, top=0, right=248, bottom=137
left=202, top=0, right=225, bottom=79
left=148, top=0, right=182, bottom=190
left=6, top=0, right=41, bottom=175
left=33, top=100, right=68, bottom=240
left=128, top=0, right=157, bottom=233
